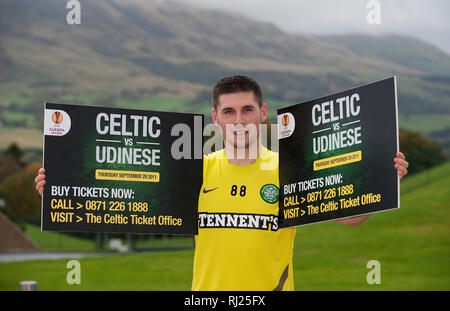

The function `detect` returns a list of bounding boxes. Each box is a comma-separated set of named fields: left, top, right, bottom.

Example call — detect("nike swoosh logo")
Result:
left=203, top=187, right=219, bottom=193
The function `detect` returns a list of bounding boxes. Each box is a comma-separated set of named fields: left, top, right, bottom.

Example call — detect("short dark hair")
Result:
left=212, top=75, right=263, bottom=110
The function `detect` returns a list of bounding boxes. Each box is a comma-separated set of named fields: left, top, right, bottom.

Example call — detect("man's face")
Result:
left=212, top=91, right=267, bottom=150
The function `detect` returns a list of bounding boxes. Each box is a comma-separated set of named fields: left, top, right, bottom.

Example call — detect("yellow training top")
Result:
left=192, top=147, right=296, bottom=291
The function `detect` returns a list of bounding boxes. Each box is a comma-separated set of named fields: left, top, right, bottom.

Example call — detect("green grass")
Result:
left=61, top=94, right=101, bottom=106
left=0, top=95, right=32, bottom=108
left=24, top=224, right=97, bottom=252
left=0, top=251, right=194, bottom=291
left=399, top=114, right=450, bottom=135
left=0, top=162, right=449, bottom=290
left=292, top=162, right=450, bottom=290
left=2, top=111, right=38, bottom=127
left=24, top=223, right=194, bottom=252
left=115, top=96, right=191, bottom=113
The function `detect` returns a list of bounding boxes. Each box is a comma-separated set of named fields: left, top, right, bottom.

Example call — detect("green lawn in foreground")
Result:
left=24, top=223, right=194, bottom=252
left=24, top=224, right=97, bottom=252
left=0, top=251, right=194, bottom=291
left=0, top=162, right=449, bottom=290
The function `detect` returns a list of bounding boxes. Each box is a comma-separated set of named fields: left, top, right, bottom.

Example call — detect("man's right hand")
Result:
left=34, top=168, right=46, bottom=196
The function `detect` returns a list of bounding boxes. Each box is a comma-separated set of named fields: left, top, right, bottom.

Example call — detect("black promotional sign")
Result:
left=41, top=103, right=203, bottom=235
left=277, top=77, right=399, bottom=228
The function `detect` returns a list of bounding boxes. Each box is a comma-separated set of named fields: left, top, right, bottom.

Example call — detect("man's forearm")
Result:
left=334, top=214, right=371, bottom=227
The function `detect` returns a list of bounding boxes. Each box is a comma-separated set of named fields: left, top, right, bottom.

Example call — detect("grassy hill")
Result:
left=0, top=162, right=448, bottom=290
left=321, top=34, right=450, bottom=76
left=292, top=161, right=450, bottom=290
left=0, top=0, right=449, bottom=140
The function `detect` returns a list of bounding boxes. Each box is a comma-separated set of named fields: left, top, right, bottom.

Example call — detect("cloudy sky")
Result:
left=177, top=0, right=450, bottom=54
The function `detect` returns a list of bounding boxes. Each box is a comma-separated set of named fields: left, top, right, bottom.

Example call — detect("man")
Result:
left=35, top=75, right=409, bottom=291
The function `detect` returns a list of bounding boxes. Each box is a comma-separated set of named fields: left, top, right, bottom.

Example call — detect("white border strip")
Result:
left=312, top=127, right=330, bottom=134
left=342, top=120, right=360, bottom=127
left=41, top=103, right=46, bottom=231
left=95, top=139, right=121, bottom=143
left=394, top=76, right=400, bottom=210
left=136, top=142, right=160, bottom=145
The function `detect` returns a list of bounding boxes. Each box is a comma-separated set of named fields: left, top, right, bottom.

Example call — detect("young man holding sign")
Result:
left=35, top=75, right=409, bottom=291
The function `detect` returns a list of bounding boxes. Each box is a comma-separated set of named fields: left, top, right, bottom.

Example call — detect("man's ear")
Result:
left=211, top=107, right=218, bottom=125
left=261, top=102, right=268, bottom=123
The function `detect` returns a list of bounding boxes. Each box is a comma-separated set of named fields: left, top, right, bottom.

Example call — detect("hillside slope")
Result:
left=0, top=0, right=448, bottom=117
left=293, top=161, right=450, bottom=290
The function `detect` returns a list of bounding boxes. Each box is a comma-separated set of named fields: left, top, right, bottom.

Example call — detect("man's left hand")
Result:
left=394, top=152, right=409, bottom=180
